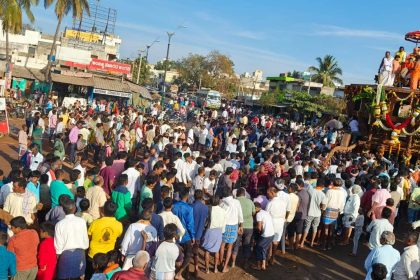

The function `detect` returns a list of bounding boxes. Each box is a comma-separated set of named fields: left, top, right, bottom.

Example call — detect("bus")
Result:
left=195, top=89, right=221, bottom=109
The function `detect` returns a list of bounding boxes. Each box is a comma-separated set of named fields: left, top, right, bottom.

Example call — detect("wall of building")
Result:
left=0, top=20, right=122, bottom=69
left=56, top=46, right=92, bottom=65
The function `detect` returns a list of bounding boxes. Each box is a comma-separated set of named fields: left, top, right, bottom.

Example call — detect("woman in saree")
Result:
left=32, top=123, right=43, bottom=153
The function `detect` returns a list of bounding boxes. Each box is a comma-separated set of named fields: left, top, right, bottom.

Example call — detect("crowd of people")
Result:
left=0, top=97, right=419, bottom=280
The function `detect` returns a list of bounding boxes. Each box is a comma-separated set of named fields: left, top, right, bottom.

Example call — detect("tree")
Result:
left=308, top=55, right=343, bottom=87
left=154, top=60, right=177, bottom=71
left=259, top=89, right=285, bottom=107
left=44, top=0, right=90, bottom=82
left=0, top=0, right=38, bottom=64
left=206, top=50, right=235, bottom=79
left=285, top=90, right=345, bottom=116
left=175, top=53, right=207, bottom=88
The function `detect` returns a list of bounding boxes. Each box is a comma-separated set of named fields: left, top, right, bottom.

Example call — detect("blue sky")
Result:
left=29, top=0, right=420, bottom=84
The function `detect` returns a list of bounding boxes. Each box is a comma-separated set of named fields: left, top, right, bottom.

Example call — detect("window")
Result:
left=28, top=46, right=36, bottom=58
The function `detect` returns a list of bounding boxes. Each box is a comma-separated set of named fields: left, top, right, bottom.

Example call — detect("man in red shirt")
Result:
left=37, top=222, right=57, bottom=280
left=7, top=216, right=40, bottom=280
left=111, top=251, right=149, bottom=280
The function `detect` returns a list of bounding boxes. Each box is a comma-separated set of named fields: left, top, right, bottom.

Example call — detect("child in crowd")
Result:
left=103, top=250, right=121, bottom=280
left=56, top=117, right=64, bottom=134
left=75, top=187, right=86, bottom=213
left=117, top=134, right=126, bottom=152
left=156, top=186, right=171, bottom=214
left=38, top=174, right=51, bottom=223
left=84, top=169, right=95, bottom=190
left=75, top=198, right=94, bottom=226
left=91, top=253, right=108, bottom=280
left=105, top=139, right=113, bottom=158
left=350, top=208, right=365, bottom=256
left=26, top=170, right=41, bottom=204
left=37, top=222, right=57, bottom=280
left=67, top=169, right=81, bottom=194
left=76, top=134, right=87, bottom=163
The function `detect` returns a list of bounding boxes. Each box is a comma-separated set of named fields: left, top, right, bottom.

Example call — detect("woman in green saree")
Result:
left=54, top=133, right=65, bottom=160
left=32, top=124, right=43, bottom=153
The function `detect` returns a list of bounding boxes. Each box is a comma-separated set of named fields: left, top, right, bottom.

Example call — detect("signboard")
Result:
left=93, top=88, right=132, bottom=98
left=60, top=70, right=93, bottom=78
left=89, top=59, right=131, bottom=74
left=63, top=61, right=90, bottom=68
left=63, top=59, right=132, bottom=75
left=64, top=29, right=102, bottom=43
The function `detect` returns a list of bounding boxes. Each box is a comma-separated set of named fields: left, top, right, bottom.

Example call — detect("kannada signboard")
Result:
left=93, top=88, right=132, bottom=98
left=64, top=29, right=102, bottom=43
left=63, top=59, right=132, bottom=75
left=89, top=59, right=132, bottom=75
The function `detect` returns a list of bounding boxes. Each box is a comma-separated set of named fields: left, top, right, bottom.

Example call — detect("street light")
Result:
left=161, top=25, right=187, bottom=106
left=136, top=49, right=145, bottom=84
left=145, top=38, right=160, bottom=63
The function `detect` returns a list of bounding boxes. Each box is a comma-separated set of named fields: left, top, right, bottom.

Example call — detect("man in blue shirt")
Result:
left=172, top=186, right=195, bottom=279
left=0, top=231, right=16, bottom=279
left=364, top=231, right=400, bottom=280
left=192, top=190, right=209, bottom=276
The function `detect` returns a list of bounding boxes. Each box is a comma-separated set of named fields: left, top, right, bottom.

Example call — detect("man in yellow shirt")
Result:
left=60, top=108, right=69, bottom=126
left=87, top=201, right=123, bottom=277
left=395, top=46, right=407, bottom=64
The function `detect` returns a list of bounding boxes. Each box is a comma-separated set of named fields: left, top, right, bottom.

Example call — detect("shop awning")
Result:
left=126, top=82, right=152, bottom=100
left=12, top=66, right=45, bottom=81
left=51, top=73, right=93, bottom=87
left=93, top=76, right=130, bottom=92
left=93, top=75, right=132, bottom=98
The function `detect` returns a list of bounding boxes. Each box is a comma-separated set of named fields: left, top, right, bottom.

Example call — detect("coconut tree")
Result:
left=0, top=0, right=38, bottom=64
left=44, top=0, right=90, bottom=82
left=308, top=55, right=343, bottom=87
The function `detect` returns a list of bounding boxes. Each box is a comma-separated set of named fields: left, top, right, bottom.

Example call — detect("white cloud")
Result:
left=312, top=24, right=401, bottom=40
left=234, top=31, right=265, bottom=40
left=116, top=22, right=164, bottom=35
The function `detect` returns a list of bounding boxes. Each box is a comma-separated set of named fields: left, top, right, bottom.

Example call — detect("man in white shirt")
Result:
left=73, top=157, right=88, bottom=187
left=159, top=197, right=185, bottom=240
left=29, top=144, right=44, bottom=171
left=254, top=201, right=274, bottom=271
left=180, top=153, right=197, bottom=185
left=4, top=178, right=37, bottom=225
left=120, top=210, right=158, bottom=270
left=393, top=232, right=420, bottom=280
left=366, top=207, right=394, bottom=249
left=226, top=138, right=238, bottom=154
left=219, top=187, right=243, bottom=273
left=222, top=109, right=228, bottom=119
left=266, top=186, right=290, bottom=263
left=122, top=158, right=141, bottom=198
left=54, top=198, right=89, bottom=279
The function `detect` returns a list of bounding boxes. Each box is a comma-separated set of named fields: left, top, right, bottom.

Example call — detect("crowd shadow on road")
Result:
left=0, top=149, right=16, bottom=165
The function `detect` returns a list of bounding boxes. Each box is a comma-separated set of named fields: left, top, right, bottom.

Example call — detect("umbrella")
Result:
left=325, top=119, right=343, bottom=130
left=405, top=31, right=420, bottom=44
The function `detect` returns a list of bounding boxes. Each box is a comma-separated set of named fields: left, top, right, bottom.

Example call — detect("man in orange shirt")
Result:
left=7, top=216, right=40, bottom=280
left=410, top=56, right=420, bottom=90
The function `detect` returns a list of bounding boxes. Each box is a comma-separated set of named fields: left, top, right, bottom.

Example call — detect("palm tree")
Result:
left=0, top=0, right=38, bottom=65
left=44, top=0, right=90, bottom=82
left=308, top=55, right=343, bottom=87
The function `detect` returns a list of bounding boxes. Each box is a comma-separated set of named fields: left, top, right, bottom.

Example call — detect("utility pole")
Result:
left=161, top=25, right=187, bottom=106
left=162, top=32, right=175, bottom=95
left=136, top=50, right=145, bottom=84
left=145, top=38, right=160, bottom=63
